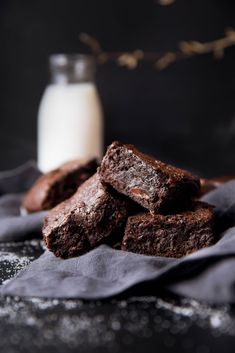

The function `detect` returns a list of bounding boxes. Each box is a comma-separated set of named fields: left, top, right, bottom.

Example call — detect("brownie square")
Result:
left=122, top=201, right=215, bottom=258
left=43, top=173, right=128, bottom=258
left=22, top=158, right=98, bottom=213
left=99, top=141, right=200, bottom=213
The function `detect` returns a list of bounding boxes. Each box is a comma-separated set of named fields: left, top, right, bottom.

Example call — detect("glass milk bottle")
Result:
left=37, top=54, right=103, bottom=173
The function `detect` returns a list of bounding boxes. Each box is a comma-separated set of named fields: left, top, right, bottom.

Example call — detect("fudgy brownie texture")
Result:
left=43, top=173, right=128, bottom=258
left=22, top=159, right=98, bottom=213
left=122, top=201, right=215, bottom=258
left=98, top=141, right=200, bottom=213
left=101, top=227, right=125, bottom=250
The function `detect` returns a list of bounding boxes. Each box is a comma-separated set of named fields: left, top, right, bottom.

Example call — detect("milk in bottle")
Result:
left=37, top=54, right=103, bottom=172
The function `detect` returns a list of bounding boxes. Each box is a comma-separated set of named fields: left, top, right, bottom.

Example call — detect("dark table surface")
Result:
left=0, top=240, right=234, bottom=353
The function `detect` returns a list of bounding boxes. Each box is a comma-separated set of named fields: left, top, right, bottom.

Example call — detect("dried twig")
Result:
left=156, top=28, right=235, bottom=69
left=117, top=50, right=144, bottom=70
left=79, top=28, right=235, bottom=71
left=157, top=0, right=175, bottom=6
left=79, top=33, right=108, bottom=63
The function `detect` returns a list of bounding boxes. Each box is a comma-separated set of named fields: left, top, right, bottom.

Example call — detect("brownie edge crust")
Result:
left=43, top=173, right=128, bottom=259
left=98, top=141, right=200, bottom=213
left=22, top=158, right=98, bottom=213
left=122, top=201, right=215, bottom=258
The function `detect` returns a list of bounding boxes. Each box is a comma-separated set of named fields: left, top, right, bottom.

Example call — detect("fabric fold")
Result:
left=0, top=161, right=45, bottom=242
left=2, top=226, right=235, bottom=303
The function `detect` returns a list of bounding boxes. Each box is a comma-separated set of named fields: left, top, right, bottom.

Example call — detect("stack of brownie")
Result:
left=43, top=141, right=216, bottom=259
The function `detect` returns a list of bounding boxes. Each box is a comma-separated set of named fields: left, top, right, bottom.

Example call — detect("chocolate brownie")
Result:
left=43, top=173, right=128, bottom=258
left=122, top=201, right=215, bottom=258
left=101, top=227, right=125, bottom=250
left=99, top=141, right=200, bottom=213
left=22, top=159, right=98, bottom=213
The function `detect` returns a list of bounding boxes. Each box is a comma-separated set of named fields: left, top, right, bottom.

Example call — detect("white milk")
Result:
left=38, top=54, right=103, bottom=172
left=37, top=55, right=103, bottom=173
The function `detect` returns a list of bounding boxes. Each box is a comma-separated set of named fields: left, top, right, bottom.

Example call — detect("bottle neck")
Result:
left=49, top=54, right=96, bottom=84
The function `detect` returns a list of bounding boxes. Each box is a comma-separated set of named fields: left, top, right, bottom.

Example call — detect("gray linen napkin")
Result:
left=0, top=161, right=41, bottom=195
left=201, top=179, right=235, bottom=230
left=0, top=162, right=46, bottom=242
left=1, top=226, right=235, bottom=303
left=1, top=162, right=235, bottom=303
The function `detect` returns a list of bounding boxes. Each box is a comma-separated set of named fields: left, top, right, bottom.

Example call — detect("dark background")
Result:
left=0, top=0, right=235, bottom=177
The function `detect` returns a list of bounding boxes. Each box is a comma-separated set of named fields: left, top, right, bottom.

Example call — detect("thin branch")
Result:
left=79, top=32, right=108, bottom=63
left=156, top=28, right=235, bottom=70
left=79, top=28, right=235, bottom=71
left=157, top=0, right=175, bottom=6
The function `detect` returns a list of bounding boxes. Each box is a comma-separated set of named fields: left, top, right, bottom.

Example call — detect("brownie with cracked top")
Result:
left=22, top=159, right=98, bottom=213
left=122, top=201, right=215, bottom=258
left=98, top=141, right=200, bottom=213
left=43, top=173, right=128, bottom=258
